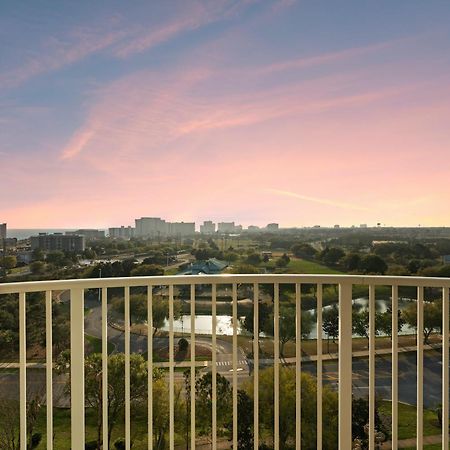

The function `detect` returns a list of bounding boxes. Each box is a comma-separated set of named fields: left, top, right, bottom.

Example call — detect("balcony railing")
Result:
left=0, top=274, right=449, bottom=449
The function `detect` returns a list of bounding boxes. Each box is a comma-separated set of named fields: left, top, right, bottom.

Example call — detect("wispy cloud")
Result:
left=0, top=28, right=127, bottom=89
left=0, top=0, right=261, bottom=88
left=267, top=189, right=370, bottom=211
left=113, top=0, right=246, bottom=58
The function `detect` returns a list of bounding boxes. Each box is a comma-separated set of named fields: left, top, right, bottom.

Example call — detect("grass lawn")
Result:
left=379, top=400, right=443, bottom=440
left=28, top=398, right=445, bottom=449
left=33, top=407, right=154, bottom=449
left=403, top=446, right=441, bottom=450
left=285, top=258, right=343, bottom=274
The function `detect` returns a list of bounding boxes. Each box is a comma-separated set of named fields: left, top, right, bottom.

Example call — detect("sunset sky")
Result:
left=1, top=0, right=450, bottom=228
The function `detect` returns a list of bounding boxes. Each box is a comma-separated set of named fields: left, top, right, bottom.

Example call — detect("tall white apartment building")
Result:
left=200, top=221, right=216, bottom=234
left=0, top=223, right=6, bottom=240
left=169, top=222, right=195, bottom=237
left=218, top=222, right=236, bottom=233
left=135, top=217, right=168, bottom=237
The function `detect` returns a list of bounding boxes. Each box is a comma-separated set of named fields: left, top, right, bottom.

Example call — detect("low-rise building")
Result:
left=181, top=258, right=228, bottom=275
left=17, top=250, right=33, bottom=264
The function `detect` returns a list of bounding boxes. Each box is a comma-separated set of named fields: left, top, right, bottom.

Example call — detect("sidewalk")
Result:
left=382, top=433, right=442, bottom=448
left=0, top=343, right=442, bottom=370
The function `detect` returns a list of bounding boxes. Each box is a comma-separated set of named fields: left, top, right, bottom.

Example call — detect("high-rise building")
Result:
left=217, top=222, right=236, bottom=233
left=266, top=223, right=279, bottom=231
left=30, top=233, right=85, bottom=252
left=0, top=223, right=6, bottom=240
left=247, top=225, right=260, bottom=232
left=200, top=221, right=216, bottom=234
left=135, top=217, right=168, bottom=237
left=109, top=226, right=135, bottom=239
left=66, top=229, right=105, bottom=239
left=168, top=222, right=195, bottom=237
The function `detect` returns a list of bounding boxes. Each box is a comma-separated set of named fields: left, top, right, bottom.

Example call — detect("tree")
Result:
left=403, top=300, right=442, bottom=344
left=152, top=375, right=170, bottom=449
left=232, top=264, right=259, bottom=274
left=225, top=390, right=254, bottom=449
left=341, top=253, right=361, bottom=272
left=31, top=248, right=45, bottom=261
left=245, top=367, right=338, bottom=449
left=352, top=309, right=370, bottom=340
left=241, top=302, right=274, bottom=354
left=319, top=247, right=345, bottom=266
left=45, top=251, right=67, bottom=268
left=57, top=352, right=150, bottom=449
left=2, top=255, right=17, bottom=270
left=276, top=253, right=290, bottom=268
left=279, top=306, right=313, bottom=356
left=178, top=337, right=189, bottom=353
left=0, top=396, right=43, bottom=450
left=359, top=254, right=387, bottom=275
left=196, top=372, right=232, bottom=440
left=30, top=261, right=45, bottom=274
left=322, top=305, right=339, bottom=347
left=246, top=253, right=262, bottom=266
left=376, top=308, right=405, bottom=339
left=352, top=397, right=389, bottom=447
left=291, top=243, right=317, bottom=259
left=130, top=264, right=164, bottom=277
left=111, top=294, right=181, bottom=336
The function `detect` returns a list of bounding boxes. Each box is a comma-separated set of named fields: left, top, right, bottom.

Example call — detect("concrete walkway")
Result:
left=382, top=433, right=443, bottom=448
left=0, top=342, right=442, bottom=370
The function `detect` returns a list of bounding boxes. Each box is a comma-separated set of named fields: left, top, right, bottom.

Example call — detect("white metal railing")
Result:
left=0, top=274, right=449, bottom=450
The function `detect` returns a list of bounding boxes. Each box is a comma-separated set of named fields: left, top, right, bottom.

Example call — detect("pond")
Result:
left=161, top=297, right=417, bottom=338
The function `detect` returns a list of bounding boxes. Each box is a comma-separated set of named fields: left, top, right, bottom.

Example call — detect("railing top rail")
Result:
left=1, top=274, right=450, bottom=294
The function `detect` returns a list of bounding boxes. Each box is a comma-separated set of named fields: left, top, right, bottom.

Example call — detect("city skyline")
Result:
left=2, top=1, right=450, bottom=228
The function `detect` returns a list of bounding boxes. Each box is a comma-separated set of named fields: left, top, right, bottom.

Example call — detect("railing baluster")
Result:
left=443, top=286, right=449, bottom=450
left=102, top=287, right=108, bottom=450
left=19, top=292, right=27, bottom=450
left=316, top=284, right=323, bottom=450
left=232, top=283, right=238, bottom=449
left=3, top=272, right=450, bottom=450
left=169, top=284, right=175, bottom=450
left=254, top=283, right=259, bottom=450
left=295, top=283, right=301, bottom=450
left=274, top=282, right=280, bottom=450
left=391, top=285, right=399, bottom=450
left=190, top=284, right=196, bottom=450
left=339, top=283, right=352, bottom=450
left=417, top=286, right=424, bottom=449
left=212, top=283, right=217, bottom=450
left=369, top=284, right=376, bottom=450
left=45, top=291, right=53, bottom=450
left=148, top=286, right=153, bottom=450
left=125, top=286, right=131, bottom=450
left=70, top=288, right=85, bottom=449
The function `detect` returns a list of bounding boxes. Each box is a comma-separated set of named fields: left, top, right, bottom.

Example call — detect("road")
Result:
left=84, top=297, right=248, bottom=374
left=300, top=348, right=446, bottom=408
